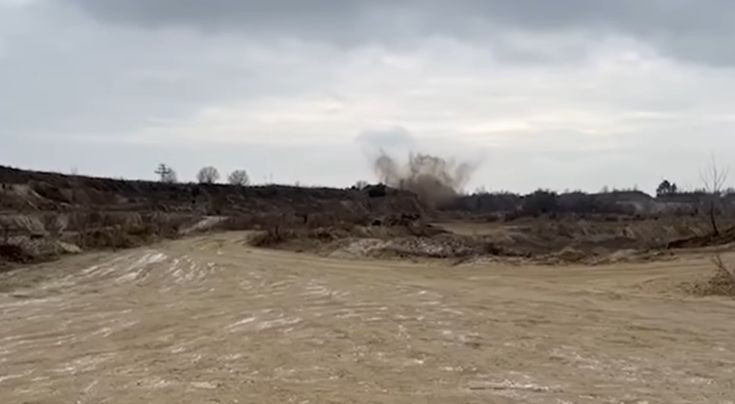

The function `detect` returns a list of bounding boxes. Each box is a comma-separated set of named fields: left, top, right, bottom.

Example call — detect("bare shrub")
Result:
left=249, top=226, right=296, bottom=247
left=700, top=156, right=729, bottom=236
left=708, top=255, right=735, bottom=295
left=691, top=255, right=735, bottom=297
left=42, top=214, right=68, bottom=240
left=75, top=227, right=138, bottom=249
left=228, top=170, right=250, bottom=186
left=1, top=222, right=9, bottom=244
left=67, top=211, right=191, bottom=250
left=197, top=166, right=220, bottom=184
left=221, top=215, right=256, bottom=231
left=69, top=212, right=92, bottom=248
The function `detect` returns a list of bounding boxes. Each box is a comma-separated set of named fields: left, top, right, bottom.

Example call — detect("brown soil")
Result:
left=1, top=232, right=734, bottom=403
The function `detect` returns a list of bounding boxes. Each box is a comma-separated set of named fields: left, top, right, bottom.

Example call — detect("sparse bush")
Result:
left=197, top=166, right=220, bottom=184
left=704, top=255, right=735, bottom=296
left=42, top=213, right=68, bottom=239
left=700, top=157, right=729, bottom=236
left=1, top=223, right=9, bottom=244
left=249, top=226, right=296, bottom=247
left=221, top=215, right=256, bottom=231
left=228, top=170, right=250, bottom=186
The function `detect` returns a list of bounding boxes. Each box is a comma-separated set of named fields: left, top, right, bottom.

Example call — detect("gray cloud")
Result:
left=67, top=0, right=735, bottom=65
left=356, top=126, right=415, bottom=150
left=0, top=1, right=340, bottom=138
left=3, top=0, right=735, bottom=193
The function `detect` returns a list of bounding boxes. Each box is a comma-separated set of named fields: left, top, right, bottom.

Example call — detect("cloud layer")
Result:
left=69, top=0, right=735, bottom=65
left=2, top=0, right=735, bottom=192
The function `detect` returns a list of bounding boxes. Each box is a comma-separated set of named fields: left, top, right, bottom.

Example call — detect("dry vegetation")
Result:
left=4, top=162, right=735, bottom=297
left=0, top=165, right=421, bottom=269
left=697, top=255, right=735, bottom=296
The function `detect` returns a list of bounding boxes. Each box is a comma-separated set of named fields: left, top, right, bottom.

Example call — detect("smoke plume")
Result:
left=374, top=151, right=476, bottom=207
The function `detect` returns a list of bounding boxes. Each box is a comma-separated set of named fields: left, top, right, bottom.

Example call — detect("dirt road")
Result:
left=1, top=232, right=734, bottom=403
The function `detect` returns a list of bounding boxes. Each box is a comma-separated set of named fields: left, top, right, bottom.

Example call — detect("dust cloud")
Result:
left=374, top=151, right=475, bottom=207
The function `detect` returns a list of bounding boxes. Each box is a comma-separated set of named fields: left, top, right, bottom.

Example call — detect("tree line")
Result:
left=154, top=164, right=250, bottom=186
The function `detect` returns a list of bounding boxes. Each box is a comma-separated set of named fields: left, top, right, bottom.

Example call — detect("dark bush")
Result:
left=366, top=184, right=388, bottom=198
left=522, top=190, right=559, bottom=216
left=0, top=244, right=33, bottom=263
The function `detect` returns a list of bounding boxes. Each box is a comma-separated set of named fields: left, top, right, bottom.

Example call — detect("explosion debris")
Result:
left=374, top=151, right=475, bottom=207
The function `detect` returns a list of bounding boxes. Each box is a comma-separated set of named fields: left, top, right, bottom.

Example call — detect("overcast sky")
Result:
left=2, top=0, right=735, bottom=193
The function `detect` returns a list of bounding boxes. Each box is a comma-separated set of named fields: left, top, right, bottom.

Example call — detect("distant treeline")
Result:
left=446, top=188, right=735, bottom=217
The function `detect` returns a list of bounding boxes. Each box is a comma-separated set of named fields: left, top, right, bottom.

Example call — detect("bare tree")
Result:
left=227, top=170, right=250, bottom=186
left=155, top=164, right=178, bottom=183
left=354, top=180, right=369, bottom=190
left=700, top=156, right=729, bottom=236
left=197, top=166, right=220, bottom=184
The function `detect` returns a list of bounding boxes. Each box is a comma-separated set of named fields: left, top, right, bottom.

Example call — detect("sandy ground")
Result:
left=1, top=232, right=734, bottom=403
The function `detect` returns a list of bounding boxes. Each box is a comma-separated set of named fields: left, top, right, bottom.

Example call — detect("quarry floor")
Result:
left=1, top=232, right=734, bottom=403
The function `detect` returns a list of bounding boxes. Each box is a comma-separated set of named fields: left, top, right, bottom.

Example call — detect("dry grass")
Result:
left=249, top=227, right=297, bottom=247
left=699, top=255, right=735, bottom=296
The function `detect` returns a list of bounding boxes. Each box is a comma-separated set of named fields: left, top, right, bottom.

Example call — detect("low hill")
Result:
left=0, top=166, right=424, bottom=267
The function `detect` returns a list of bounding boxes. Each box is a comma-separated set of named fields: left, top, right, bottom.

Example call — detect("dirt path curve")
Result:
left=1, top=232, right=734, bottom=403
